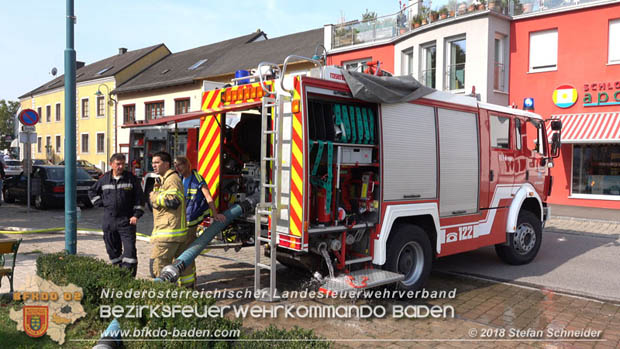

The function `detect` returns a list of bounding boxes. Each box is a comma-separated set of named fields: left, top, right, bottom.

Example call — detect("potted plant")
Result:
left=478, top=0, right=487, bottom=10
left=457, top=1, right=468, bottom=14
left=430, top=10, right=439, bottom=21
left=439, top=6, right=449, bottom=19
left=468, top=1, right=477, bottom=12
left=448, top=0, right=458, bottom=16
left=411, top=14, right=422, bottom=28
left=488, top=0, right=501, bottom=11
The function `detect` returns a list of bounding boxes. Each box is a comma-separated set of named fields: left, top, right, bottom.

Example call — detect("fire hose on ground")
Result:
left=155, top=193, right=259, bottom=283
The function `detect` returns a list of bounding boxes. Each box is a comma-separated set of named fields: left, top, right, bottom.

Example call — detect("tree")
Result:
left=362, top=9, right=377, bottom=21
left=0, top=99, right=19, bottom=150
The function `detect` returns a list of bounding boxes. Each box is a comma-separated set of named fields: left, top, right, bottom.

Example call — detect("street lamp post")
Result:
left=95, top=84, right=117, bottom=168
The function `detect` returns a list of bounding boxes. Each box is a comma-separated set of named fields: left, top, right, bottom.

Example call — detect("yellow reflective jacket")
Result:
left=150, top=169, right=187, bottom=242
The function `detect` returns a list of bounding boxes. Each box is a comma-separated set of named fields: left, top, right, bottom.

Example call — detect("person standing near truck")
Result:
left=173, top=156, right=225, bottom=288
left=89, top=153, right=145, bottom=277
left=149, top=151, right=189, bottom=282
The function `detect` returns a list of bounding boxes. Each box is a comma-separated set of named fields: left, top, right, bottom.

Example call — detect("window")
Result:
left=46, top=105, right=51, bottom=122
left=188, top=59, right=207, bottom=70
left=37, top=107, right=42, bottom=123
left=97, top=133, right=105, bottom=154
left=175, top=99, right=190, bottom=115
left=610, top=19, right=620, bottom=64
left=343, top=58, right=371, bottom=72
left=572, top=144, right=620, bottom=196
left=97, top=96, right=105, bottom=117
left=490, top=116, right=510, bottom=149
left=96, top=66, right=113, bottom=75
left=494, top=35, right=507, bottom=91
left=81, top=133, right=89, bottom=153
left=37, top=137, right=42, bottom=153
left=421, top=43, right=436, bottom=88
left=529, top=29, right=558, bottom=72
left=55, top=135, right=61, bottom=153
left=446, top=37, right=466, bottom=90
left=123, top=105, right=136, bottom=124
left=81, top=98, right=89, bottom=119
left=46, top=136, right=51, bottom=155
left=515, top=119, right=522, bottom=150
left=145, top=101, right=164, bottom=120
left=402, top=48, right=414, bottom=76
left=55, top=103, right=61, bottom=121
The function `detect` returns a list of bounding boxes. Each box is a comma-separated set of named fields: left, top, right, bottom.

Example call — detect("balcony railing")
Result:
left=445, top=63, right=466, bottom=91
left=331, top=0, right=612, bottom=50
left=493, top=62, right=506, bottom=91
left=421, top=68, right=437, bottom=89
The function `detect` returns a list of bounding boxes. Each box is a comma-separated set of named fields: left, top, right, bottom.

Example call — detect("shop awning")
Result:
left=122, top=111, right=207, bottom=128
left=548, top=112, right=620, bottom=143
left=121, top=100, right=263, bottom=129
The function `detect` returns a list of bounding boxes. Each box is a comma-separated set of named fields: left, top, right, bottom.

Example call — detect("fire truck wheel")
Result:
left=385, top=224, right=432, bottom=291
left=495, top=210, right=542, bottom=265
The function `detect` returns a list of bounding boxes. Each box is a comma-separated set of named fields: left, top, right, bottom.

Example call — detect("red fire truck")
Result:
left=187, top=57, right=562, bottom=298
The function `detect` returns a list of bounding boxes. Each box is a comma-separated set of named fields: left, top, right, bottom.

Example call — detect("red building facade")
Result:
left=327, top=44, right=395, bottom=75
left=510, top=3, right=620, bottom=209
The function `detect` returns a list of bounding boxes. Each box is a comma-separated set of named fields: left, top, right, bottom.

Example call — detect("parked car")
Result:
left=2, top=165, right=97, bottom=209
left=59, top=160, right=104, bottom=179
left=32, top=159, right=53, bottom=165
left=3, top=159, right=23, bottom=177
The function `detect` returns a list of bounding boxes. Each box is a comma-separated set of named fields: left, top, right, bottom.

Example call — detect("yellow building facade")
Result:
left=18, top=44, right=170, bottom=171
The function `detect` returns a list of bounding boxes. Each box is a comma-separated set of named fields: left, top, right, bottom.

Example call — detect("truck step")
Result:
left=318, top=269, right=404, bottom=295
left=344, top=256, right=372, bottom=265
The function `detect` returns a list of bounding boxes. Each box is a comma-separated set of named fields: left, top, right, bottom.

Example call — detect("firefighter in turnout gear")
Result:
left=89, top=153, right=145, bottom=277
left=174, top=156, right=225, bottom=288
left=148, top=151, right=189, bottom=280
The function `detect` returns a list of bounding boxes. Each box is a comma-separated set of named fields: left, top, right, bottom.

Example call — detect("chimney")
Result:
left=118, top=47, right=128, bottom=55
left=76, top=61, right=85, bottom=69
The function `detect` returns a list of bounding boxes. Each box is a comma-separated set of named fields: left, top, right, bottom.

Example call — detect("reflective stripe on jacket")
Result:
left=185, top=170, right=210, bottom=227
left=150, top=169, right=187, bottom=242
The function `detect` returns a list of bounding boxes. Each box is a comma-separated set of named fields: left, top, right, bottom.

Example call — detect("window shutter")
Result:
left=529, top=29, right=558, bottom=71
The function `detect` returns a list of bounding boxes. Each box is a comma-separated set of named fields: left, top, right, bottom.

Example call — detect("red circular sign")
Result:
left=18, top=109, right=40, bottom=126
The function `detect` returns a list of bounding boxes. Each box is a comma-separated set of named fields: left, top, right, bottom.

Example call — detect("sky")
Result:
left=0, top=0, right=405, bottom=102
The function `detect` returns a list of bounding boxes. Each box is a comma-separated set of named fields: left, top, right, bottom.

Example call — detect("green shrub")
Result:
left=34, top=253, right=330, bottom=348
left=37, top=252, right=239, bottom=348
left=241, top=325, right=331, bottom=348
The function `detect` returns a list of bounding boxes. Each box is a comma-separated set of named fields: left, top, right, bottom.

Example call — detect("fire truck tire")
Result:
left=495, top=210, right=542, bottom=265
left=385, top=224, right=432, bottom=291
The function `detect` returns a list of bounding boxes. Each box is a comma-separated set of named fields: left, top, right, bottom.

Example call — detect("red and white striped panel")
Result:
left=548, top=112, right=620, bottom=143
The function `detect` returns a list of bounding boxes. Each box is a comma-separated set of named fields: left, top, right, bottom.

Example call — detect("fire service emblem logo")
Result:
left=23, top=305, right=49, bottom=338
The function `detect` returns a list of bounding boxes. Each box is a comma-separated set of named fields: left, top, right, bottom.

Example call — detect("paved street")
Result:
left=1, top=203, right=620, bottom=347
left=435, top=218, right=620, bottom=303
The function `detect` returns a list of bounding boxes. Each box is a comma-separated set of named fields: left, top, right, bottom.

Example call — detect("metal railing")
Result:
left=420, top=68, right=436, bottom=88
left=445, top=63, right=466, bottom=91
left=493, top=62, right=506, bottom=91
left=331, top=0, right=612, bottom=49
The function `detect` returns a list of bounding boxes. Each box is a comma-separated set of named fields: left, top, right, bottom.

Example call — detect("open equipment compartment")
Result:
left=301, top=92, right=381, bottom=272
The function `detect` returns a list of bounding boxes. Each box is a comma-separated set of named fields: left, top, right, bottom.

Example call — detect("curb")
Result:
left=549, top=216, right=620, bottom=224
left=0, top=226, right=151, bottom=242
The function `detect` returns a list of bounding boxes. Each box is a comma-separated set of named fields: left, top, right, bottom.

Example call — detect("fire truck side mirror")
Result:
left=551, top=120, right=562, bottom=131
left=550, top=132, right=561, bottom=158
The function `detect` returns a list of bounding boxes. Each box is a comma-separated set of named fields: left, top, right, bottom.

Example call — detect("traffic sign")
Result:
left=19, top=132, right=37, bottom=144
left=18, top=109, right=39, bottom=126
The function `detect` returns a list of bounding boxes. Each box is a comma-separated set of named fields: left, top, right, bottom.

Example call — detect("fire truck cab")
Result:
left=195, top=58, right=562, bottom=297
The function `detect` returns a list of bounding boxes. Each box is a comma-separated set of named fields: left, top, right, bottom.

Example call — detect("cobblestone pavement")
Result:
left=2, top=229, right=619, bottom=348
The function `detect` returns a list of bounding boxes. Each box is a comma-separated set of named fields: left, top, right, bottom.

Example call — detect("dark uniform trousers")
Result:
left=103, top=213, right=138, bottom=277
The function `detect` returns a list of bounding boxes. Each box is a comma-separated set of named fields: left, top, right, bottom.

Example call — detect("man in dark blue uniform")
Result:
left=174, top=156, right=225, bottom=288
left=89, top=153, right=145, bottom=277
